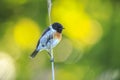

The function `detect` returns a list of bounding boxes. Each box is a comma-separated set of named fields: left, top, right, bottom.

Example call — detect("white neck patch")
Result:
left=50, top=25, right=56, bottom=32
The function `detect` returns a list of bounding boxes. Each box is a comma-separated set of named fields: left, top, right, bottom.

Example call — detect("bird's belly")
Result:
left=46, top=39, right=60, bottom=49
left=52, top=39, right=60, bottom=48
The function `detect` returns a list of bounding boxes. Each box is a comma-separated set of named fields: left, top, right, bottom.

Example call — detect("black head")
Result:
left=52, top=22, right=64, bottom=33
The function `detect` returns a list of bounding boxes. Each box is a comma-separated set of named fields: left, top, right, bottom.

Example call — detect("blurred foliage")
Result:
left=0, top=0, right=120, bottom=80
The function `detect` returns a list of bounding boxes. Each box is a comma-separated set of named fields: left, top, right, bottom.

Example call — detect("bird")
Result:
left=30, top=22, right=64, bottom=59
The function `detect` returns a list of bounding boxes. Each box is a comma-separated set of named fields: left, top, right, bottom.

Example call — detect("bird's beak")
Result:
left=62, top=27, right=65, bottom=29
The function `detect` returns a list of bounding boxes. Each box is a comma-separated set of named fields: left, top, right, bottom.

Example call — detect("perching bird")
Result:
left=30, top=22, right=64, bottom=59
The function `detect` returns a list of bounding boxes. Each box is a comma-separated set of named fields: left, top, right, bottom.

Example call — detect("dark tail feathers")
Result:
left=30, top=50, right=39, bottom=58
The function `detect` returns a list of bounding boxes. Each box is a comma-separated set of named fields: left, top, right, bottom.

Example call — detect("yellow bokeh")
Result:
left=52, top=0, right=103, bottom=48
left=13, top=18, right=41, bottom=48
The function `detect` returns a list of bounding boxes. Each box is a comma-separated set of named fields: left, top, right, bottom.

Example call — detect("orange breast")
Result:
left=54, top=32, right=62, bottom=40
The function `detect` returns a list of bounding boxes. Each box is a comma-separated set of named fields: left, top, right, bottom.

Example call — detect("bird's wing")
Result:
left=31, top=27, right=53, bottom=58
left=40, top=29, right=53, bottom=47
left=35, top=27, right=50, bottom=48
left=36, top=27, right=55, bottom=51
left=41, top=27, right=50, bottom=37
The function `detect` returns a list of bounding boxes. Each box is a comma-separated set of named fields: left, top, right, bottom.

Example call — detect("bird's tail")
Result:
left=30, top=50, right=39, bottom=58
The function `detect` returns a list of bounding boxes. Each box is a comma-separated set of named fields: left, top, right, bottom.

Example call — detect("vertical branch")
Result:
left=50, top=49, right=55, bottom=80
left=47, top=0, right=52, bottom=24
left=47, top=0, right=55, bottom=80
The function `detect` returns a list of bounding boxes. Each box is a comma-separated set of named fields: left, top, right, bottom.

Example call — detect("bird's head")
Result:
left=52, top=22, right=64, bottom=33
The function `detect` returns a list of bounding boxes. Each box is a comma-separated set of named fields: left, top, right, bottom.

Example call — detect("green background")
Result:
left=0, top=0, right=120, bottom=80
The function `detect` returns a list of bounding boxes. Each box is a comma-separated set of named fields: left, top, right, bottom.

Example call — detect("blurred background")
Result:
left=0, top=0, right=120, bottom=80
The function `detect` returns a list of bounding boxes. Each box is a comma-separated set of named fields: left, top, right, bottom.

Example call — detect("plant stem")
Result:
left=47, top=0, right=55, bottom=80
left=47, top=0, right=52, bottom=24
left=50, top=49, right=55, bottom=80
